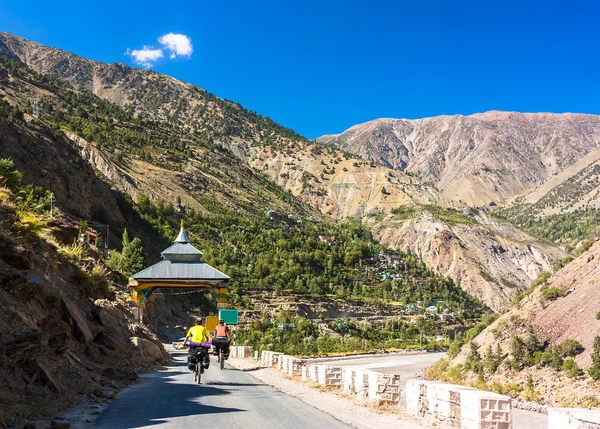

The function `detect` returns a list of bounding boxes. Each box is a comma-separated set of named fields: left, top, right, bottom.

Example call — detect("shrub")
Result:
left=465, top=341, right=482, bottom=373
left=59, top=243, right=88, bottom=263
left=541, top=287, right=564, bottom=301
left=0, top=158, right=23, bottom=192
left=448, top=340, right=463, bottom=359
left=596, top=311, right=600, bottom=321
left=574, top=240, right=594, bottom=256
left=16, top=212, right=47, bottom=235
left=533, top=350, right=563, bottom=370
left=562, top=359, right=581, bottom=378
left=531, top=271, right=551, bottom=288
left=555, top=339, right=584, bottom=358
left=447, top=365, right=465, bottom=384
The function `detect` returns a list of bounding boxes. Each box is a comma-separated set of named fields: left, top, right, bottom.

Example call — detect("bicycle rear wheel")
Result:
left=220, top=349, right=224, bottom=370
left=196, top=363, right=202, bottom=384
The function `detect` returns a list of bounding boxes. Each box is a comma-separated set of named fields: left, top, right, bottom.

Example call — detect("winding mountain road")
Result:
left=93, top=346, right=351, bottom=429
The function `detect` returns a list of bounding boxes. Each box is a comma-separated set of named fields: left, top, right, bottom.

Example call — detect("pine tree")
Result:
left=117, top=229, right=146, bottom=277
left=588, top=336, right=600, bottom=380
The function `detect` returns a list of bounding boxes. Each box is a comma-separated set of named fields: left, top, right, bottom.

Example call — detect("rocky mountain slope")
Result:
left=442, top=240, right=600, bottom=407
left=0, top=32, right=567, bottom=308
left=368, top=207, right=566, bottom=311
left=0, top=196, right=167, bottom=427
left=319, top=112, right=600, bottom=206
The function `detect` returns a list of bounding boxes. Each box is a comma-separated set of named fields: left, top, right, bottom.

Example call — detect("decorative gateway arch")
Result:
left=128, top=221, right=230, bottom=322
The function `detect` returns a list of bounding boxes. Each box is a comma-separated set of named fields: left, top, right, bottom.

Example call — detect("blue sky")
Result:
left=1, top=0, right=598, bottom=138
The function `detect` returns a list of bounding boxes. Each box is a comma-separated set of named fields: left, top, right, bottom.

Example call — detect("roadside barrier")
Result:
left=406, top=380, right=512, bottom=429
left=230, top=346, right=253, bottom=359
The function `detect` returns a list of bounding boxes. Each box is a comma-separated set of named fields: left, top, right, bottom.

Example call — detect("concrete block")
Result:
left=266, top=352, right=283, bottom=367
left=548, top=407, right=600, bottom=429
left=405, top=380, right=512, bottom=429
left=308, top=364, right=318, bottom=382
left=341, top=368, right=355, bottom=393
left=254, top=350, right=259, bottom=361
left=354, top=369, right=370, bottom=399
left=316, top=365, right=342, bottom=387
left=287, top=357, right=305, bottom=375
left=367, top=371, right=401, bottom=405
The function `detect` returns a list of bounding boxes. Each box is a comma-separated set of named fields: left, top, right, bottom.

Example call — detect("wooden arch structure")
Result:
left=128, top=221, right=230, bottom=322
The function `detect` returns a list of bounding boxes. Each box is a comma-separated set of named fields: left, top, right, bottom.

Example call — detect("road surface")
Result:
left=322, top=352, right=446, bottom=389
left=93, top=346, right=351, bottom=429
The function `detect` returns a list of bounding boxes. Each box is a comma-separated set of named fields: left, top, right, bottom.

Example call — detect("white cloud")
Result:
left=125, top=33, right=192, bottom=68
left=126, top=46, right=164, bottom=68
left=158, top=33, right=193, bottom=58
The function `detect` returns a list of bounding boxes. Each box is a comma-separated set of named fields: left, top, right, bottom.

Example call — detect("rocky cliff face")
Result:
left=369, top=209, right=566, bottom=310
left=319, top=112, right=600, bottom=206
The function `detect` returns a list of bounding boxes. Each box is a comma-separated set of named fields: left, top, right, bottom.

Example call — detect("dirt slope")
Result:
left=446, top=240, right=600, bottom=406
left=0, top=200, right=168, bottom=427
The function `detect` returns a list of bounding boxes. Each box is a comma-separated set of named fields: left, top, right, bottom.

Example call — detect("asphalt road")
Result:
left=322, top=352, right=447, bottom=389
left=93, top=347, right=351, bottom=429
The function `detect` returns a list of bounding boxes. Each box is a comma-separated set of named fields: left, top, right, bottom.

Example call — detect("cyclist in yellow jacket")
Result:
left=184, top=318, right=210, bottom=370
left=184, top=318, right=209, bottom=346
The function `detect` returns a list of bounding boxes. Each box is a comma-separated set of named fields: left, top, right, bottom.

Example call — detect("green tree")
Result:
left=562, top=359, right=581, bottom=378
left=524, top=325, right=542, bottom=358
left=0, top=158, right=23, bottom=192
left=508, top=336, right=526, bottom=370
left=588, top=336, right=600, bottom=380
left=118, top=229, right=146, bottom=277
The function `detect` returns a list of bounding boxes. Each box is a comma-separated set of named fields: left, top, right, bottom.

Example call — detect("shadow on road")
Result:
left=94, top=361, right=246, bottom=428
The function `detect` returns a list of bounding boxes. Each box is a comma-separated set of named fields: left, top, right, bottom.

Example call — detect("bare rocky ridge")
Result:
left=369, top=209, right=566, bottom=311
left=319, top=113, right=600, bottom=206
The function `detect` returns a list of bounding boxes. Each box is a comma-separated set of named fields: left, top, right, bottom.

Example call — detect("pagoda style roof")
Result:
left=131, top=260, right=229, bottom=282
left=130, top=223, right=229, bottom=284
left=161, top=242, right=203, bottom=261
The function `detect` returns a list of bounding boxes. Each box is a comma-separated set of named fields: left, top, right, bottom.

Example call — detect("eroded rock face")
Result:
left=448, top=240, right=600, bottom=405
left=370, top=210, right=565, bottom=310
left=0, top=202, right=164, bottom=427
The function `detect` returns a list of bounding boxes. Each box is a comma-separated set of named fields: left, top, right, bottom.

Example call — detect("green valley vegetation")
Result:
left=496, top=205, right=600, bottom=252
left=494, top=162, right=600, bottom=252
left=391, top=204, right=476, bottom=225
left=236, top=312, right=448, bottom=356
left=133, top=194, right=487, bottom=355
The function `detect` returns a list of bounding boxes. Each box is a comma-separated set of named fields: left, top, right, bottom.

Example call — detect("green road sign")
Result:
left=218, top=309, right=239, bottom=325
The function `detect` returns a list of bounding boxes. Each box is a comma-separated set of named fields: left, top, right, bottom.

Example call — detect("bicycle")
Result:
left=212, top=337, right=230, bottom=370
left=189, top=344, right=211, bottom=384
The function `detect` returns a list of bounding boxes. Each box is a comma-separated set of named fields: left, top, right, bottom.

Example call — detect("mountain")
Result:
left=368, top=207, right=565, bottom=311
left=437, top=240, right=600, bottom=408
left=495, top=148, right=600, bottom=251
left=319, top=112, right=600, bottom=207
left=0, top=32, right=566, bottom=309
